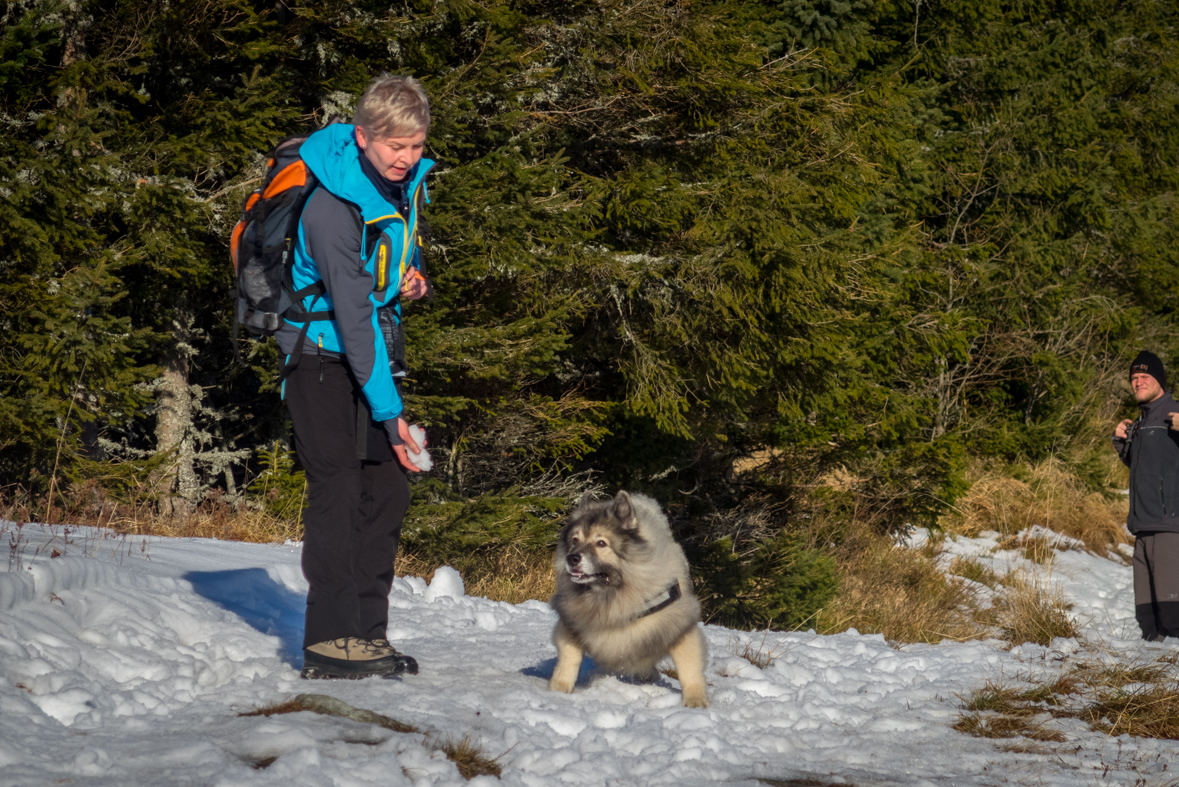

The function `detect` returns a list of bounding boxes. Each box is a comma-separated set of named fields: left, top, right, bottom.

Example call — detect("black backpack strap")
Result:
left=281, top=320, right=313, bottom=382
left=278, top=287, right=335, bottom=382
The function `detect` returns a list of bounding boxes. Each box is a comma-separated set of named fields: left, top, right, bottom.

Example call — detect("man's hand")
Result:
left=392, top=417, right=426, bottom=472
left=1115, top=418, right=1134, bottom=439
left=1169, top=413, right=1179, bottom=431
left=400, top=268, right=429, bottom=300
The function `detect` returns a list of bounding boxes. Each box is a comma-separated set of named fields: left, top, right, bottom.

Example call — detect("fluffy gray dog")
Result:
left=548, top=491, right=709, bottom=708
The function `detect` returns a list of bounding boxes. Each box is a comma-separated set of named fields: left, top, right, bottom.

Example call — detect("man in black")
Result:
left=1113, top=350, right=1179, bottom=641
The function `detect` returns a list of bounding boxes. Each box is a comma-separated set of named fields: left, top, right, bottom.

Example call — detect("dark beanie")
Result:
left=1130, top=350, right=1167, bottom=391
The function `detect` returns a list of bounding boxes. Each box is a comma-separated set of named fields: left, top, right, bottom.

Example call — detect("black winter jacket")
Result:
left=1113, top=391, right=1179, bottom=534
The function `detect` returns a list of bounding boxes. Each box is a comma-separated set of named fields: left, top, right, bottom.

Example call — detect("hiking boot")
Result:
left=368, top=638, right=418, bottom=675
left=301, top=637, right=419, bottom=679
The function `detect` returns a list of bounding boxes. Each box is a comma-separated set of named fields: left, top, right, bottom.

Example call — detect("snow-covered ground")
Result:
left=2, top=519, right=1176, bottom=787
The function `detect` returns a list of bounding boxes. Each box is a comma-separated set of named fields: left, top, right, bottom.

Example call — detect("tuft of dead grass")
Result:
left=996, top=533, right=1057, bottom=565
left=239, top=695, right=502, bottom=779
left=435, top=735, right=505, bottom=780
left=948, top=556, right=1001, bottom=589
left=815, top=524, right=985, bottom=643
left=959, top=681, right=1029, bottom=716
left=996, top=575, right=1078, bottom=646
left=942, top=458, right=1130, bottom=558
left=953, top=712, right=1067, bottom=742
left=728, top=633, right=788, bottom=670
left=1082, top=685, right=1179, bottom=738
left=1018, top=674, right=1083, bottom=705
left=956, top=652, right=1179, bottom=745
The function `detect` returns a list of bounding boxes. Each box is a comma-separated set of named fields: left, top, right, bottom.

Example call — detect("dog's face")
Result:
left=557, top=492, right=646, bottom=590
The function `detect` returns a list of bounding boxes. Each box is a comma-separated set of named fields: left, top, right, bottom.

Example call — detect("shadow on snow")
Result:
left=184, top=568, right=304, bottom=667
left=520, top=656, right=597, bottom=688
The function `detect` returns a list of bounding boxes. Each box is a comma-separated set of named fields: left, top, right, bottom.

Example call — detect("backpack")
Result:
left=229, top=136, right=333, bottom=363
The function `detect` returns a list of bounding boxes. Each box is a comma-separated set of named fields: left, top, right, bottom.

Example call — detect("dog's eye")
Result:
left=596, top=540, right=607, bottom=549
left=569, top=536, right=578, bottom=545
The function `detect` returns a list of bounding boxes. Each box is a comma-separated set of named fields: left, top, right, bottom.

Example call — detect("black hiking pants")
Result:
left=282, top=352, right=410, bottom=649
left=1133, top=532, right=1179, bottom=641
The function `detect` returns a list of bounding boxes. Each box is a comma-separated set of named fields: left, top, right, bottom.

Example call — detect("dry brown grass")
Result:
left=805, top=450, right=1129, bottom=644
left=815, top=525, right=985, bottom=643
left=434, top=735, right=505, bottom=780
left=942, top=458, right=1130, bottom=558
left=948, top=556, right=1001, bottom=589
left=957, top=650, right=1179, bottom=749
left=728, top=633, right=789, bottom=669
left=1072, top=654, right=1179, bottom=739
left=1, top=481, right=302, bottom=543
left=106, top=504, right=301, bottom=543
left=959, top=681, right=1031, bottom=716
left=1083, top=685, right=1179, bottom=738
left=956, top=652, right=1179, bottom=745
left=952, top=712, right=1067, bottom=742
left=996, top=533, right=1058, bottom=565
left=812, top=515, right=1083, bottom=646
left=996, top=574, right=1078, bottom=646
left=398, top=546, right=554, bottom=604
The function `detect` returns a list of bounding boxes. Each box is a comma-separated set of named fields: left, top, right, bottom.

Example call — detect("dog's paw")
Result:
left=681, top=688, right=710, bottom=708
left=548, top=677, right=576, bottom=694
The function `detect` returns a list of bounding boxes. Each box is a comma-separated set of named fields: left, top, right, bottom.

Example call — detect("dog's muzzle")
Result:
left=565, top=552, right=606, bottom=584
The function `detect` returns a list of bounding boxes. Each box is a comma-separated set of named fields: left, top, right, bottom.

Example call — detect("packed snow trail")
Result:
left=1, top=521, right=1176, bottom=786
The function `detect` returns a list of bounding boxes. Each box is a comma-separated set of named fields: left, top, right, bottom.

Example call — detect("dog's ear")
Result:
left=611, top=491, right=637, bottom=529
left=574, top=490, right=595, bottom=511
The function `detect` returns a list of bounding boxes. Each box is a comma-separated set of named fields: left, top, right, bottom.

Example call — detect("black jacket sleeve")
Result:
left=1112, top=434, right=1132, bottom=468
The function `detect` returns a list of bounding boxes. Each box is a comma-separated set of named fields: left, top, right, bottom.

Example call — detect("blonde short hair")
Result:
left=353, top=75, right=430, bottom=139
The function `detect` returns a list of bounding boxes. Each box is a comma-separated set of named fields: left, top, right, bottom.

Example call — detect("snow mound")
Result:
left=423, top=565, right=464, bottom=602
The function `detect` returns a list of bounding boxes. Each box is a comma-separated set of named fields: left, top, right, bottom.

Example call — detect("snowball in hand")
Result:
left=406, top=424, right=433, bottom=471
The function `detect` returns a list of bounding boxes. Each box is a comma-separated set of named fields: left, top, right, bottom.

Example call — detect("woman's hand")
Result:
left=392, top=417, right=426, bottom=472
left=400, top=268, right=429, bottom=300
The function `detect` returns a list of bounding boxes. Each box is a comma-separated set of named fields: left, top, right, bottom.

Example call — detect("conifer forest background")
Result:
left=2, top=0, right=1177, bottom=631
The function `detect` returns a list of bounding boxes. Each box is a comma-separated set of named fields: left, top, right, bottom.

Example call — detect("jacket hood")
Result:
left=299, top=123, right=434, bottom=223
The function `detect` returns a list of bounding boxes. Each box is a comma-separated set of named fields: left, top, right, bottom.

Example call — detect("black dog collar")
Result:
left=637, top=581, right=681, bottom=619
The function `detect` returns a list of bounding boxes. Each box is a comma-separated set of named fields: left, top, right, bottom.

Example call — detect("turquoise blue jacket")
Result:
left=284, top=124, right=434, bottom=424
